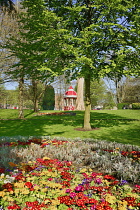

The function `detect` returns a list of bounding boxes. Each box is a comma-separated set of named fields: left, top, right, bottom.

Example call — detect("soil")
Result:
left=74, top=127, right=100, bottom=131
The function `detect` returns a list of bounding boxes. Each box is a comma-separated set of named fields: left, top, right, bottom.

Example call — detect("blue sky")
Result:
left=5, top=82, right=18, bottom=90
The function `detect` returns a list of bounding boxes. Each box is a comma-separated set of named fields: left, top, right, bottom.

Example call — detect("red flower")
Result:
left=0, top=167, right=5, bottom=173
left=104, top=175, right=116, bottom=180
left=122, top=197, right=136, bottom=206
left=7, top=204, right=20, bottom=209
left=2, top=183, right=13, bottom=191
left=15, top=173, right=25, bottom=181
left=88, top=198, right=98, bottom=204
left=25, top=182, right=33, bottom=189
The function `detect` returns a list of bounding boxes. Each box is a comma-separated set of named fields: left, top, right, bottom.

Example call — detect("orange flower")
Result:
left=9, top=162, right=17, bottom=167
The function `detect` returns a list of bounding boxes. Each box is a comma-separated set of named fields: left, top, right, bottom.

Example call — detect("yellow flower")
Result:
left=14, top=182, right=25, bottom=188
left=0, top=190, right=6, bottom=197
left=103, top=180, right=110, bottom=186
left=126, top=192, right=140, bottom=198
left=51, top=198, right=60, bottom=206
left=40, top=180, right=48, bottom=185
left=3, top=196, right=14, bottom=202
left=117, top=200, right=128, bottom=210
left=21, top=189, right=30, bottom=195
left=80, top=168, right=87, bottom=173
left=50, top=172, right=58, bottom=178
left=34, top=185, right=40, bottom=190
left=40, top=188, right=48, bottom=193
left=43, top=156, right=51, bottom=160
left=105, top=194, right=116, bottom=204
left=28, top=161, right=34, bottom=164
left=14, top=189, right=20, bottom=195
left=0, top=174, right=5, bottom=179
left=39, top=194, right=46, bottom=199
left=26, top=177, right=35, bottom=181
left=47, top=206, right=57, bottom=210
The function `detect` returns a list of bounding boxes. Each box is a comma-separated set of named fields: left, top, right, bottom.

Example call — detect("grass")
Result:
left=0, top=109, right=140, bottom=146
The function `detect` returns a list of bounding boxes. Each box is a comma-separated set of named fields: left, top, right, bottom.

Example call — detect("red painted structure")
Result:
left=64, top=86, right=77, bottom=111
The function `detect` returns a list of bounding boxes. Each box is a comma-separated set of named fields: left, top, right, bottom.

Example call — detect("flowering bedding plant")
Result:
left=34, top=112, right=75, bottom=116
left=0, top=138, right=140, bottom=210
left=0, top=156, right=140, bottom=210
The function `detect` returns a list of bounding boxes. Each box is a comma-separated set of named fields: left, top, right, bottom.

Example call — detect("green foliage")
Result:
left=46, top=0, right=140, bottom=128
left=42, top=85, right=55, bottom=110
left=132, top=103, right=140, bottom=109
left=90, top=79, right=106, bottom=108
left=4, top=0, right=67, bottom=81
left=117, top=103, right=130, bottom=110
left=90, top=79, right=116, bottom=109
left=103, top=92, right=116, bottom=110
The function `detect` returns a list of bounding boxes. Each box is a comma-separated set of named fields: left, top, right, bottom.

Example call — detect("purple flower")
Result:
left=119, top=180, right=128, bottom=185
left=70, top=192, right=77, bottom=198
left=75, top=185, right=84, bottom=191
left=95, top=178, right=102, bottom=184
left=66, top=189, right=71, bottom=193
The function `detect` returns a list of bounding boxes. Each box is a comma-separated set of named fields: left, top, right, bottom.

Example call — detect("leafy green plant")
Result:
left=117, top=103, right=130, bottom=110
left=132, top=103, right=140, bottom=109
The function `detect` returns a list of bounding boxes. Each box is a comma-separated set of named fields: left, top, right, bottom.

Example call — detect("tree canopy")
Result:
left=3, top=0, right=140, bottom=127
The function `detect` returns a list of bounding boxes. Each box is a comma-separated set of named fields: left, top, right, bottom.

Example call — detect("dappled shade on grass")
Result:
left=0, top=109, right=140, bottom=146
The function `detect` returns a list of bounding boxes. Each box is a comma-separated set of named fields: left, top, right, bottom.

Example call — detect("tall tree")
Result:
left=90, top=79, right=107, bottom=109
left=76, top=77, right=85, bottom=110
left=42, top=85, right=55, bottom=110
left=3, top=0, right=68, bottom=117
left=45, top=0, right=139, bottom=129
left=120, top=77, right=140, bottom=103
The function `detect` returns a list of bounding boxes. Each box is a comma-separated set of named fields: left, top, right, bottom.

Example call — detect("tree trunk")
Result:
left=115, top=78, right=121, bottom=104
left=32, top=79, right=38, bottom=112
left=18, top=77, right=24, bottom=119
left=84, top=74, right=91, bottom=129
left=76, top=77, right=85, bottom=110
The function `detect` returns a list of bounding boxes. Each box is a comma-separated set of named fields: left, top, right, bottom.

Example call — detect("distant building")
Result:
left=64, top=86, right=77, bottom=111
left=55, top=86, right=77, bottom=111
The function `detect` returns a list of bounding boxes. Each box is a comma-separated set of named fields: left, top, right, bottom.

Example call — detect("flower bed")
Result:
left=0, top=156, right=140, bottom=210
left=0, top=137, right=140, bottom=209
left=34, top=112, right=76, bottom=116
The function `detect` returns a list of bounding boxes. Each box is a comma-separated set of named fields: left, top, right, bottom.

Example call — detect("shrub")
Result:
left=132, top=103, right=140, bottom=109
left=117, top=103, right=130, bottom=109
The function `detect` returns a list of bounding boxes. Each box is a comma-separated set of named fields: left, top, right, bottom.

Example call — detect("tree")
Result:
left=4, top=0, right=139, bottom=127
left=45, top=0, right=139, bottom=129
left=23, top=80, right=51, bottom=111
left=76, top=77, right=85, bottom=110
left=42, top=85, right=55, bottom=110
left=90, top=79, right=107, bottom=109
left=120, top=77, right=140, bottom=103
left=0, top=7, right=25, bottom=118
left=2, top=0, right=68, bottom=117
left=0, top=9, right=19, bottom=84
left=0, top=84, right=6, bottom=108
left=0, top=0, right=16, bottom=13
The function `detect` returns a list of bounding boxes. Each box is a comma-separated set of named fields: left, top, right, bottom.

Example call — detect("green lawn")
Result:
left=0, top=109, right=140, bottom=146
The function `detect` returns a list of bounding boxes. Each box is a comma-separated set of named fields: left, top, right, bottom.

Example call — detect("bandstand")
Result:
left=64, top=86, right=77, bottom=111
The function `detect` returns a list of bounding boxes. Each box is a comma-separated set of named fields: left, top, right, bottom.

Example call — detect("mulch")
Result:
left=74, top=127, right=100, bottom=131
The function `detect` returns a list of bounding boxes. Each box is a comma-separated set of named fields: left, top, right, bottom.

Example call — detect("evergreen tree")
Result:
left=42, top=85, right=55, bottom=110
